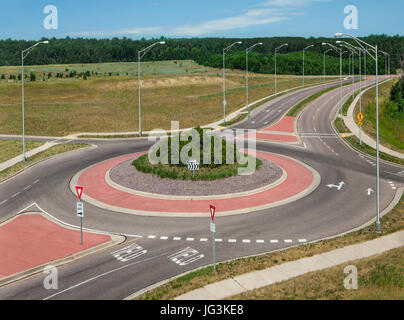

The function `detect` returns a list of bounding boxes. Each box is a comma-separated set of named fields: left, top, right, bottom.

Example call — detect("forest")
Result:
left=0, top=35, right=403, bottom=75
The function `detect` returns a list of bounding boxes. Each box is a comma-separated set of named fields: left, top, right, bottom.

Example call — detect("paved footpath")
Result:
left=176, top=230, right=404, bottom=300
left=343, top=78, right=404, bottom=160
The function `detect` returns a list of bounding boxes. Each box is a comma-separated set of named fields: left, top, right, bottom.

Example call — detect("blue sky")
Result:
left=0, top=0, right=402, bottom=40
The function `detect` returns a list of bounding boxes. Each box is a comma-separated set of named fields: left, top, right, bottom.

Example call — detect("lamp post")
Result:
left=138, top=41, right=165, bottom=137
left=302, top=45, right=314, bottom=87
left=338, top=41, right=364, bottom=144
left=380, top=51, right=389, bottom=77
left=21, top=40, right=49, bottom=162
left=335, top=32, right=382, bottom=233
left=222, top=41, right=242, bottom=125
left=246, top=42, right=263, bottom=122
left=322, top=42, right=343, bottom=118
left=323, top=48, right=332, bottom=83
left=275, top=43, right=288, bottom=95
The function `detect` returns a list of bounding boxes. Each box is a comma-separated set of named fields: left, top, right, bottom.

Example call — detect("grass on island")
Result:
left=334, top=118, right=351, bottom=134
left=229, top=246, right=403, bottom=300
left=0, top=140, right=44, bottom=163
left=354, top=79, right=404, bottom=153
left=0, top=60, right=335, bottom=136
left=135, top=192, right=404, bottom=300
left=0, top=143, right=89, bottom=183
left=132, top=127, right=262, bottom=180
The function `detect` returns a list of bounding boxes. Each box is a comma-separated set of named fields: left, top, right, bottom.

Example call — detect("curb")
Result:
left=0, top=211, right=126, bottom=288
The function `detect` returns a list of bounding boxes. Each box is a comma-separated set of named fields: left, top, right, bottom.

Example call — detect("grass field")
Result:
left=229, top=247, right=403, bottom=300
left=0, top=60, right=336, bottom=136
left=136, top=192, right=404, bottom=300
left=0, top=140, right=44, bottom=163
left=354, top=79, right=404, bottom=153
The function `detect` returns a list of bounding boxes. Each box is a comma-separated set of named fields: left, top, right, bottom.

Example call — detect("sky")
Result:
left=0, top=0, right=402, bottom=40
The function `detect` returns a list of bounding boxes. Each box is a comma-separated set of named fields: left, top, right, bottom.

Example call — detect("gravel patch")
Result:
left=109, top=157, right=283, bottom=196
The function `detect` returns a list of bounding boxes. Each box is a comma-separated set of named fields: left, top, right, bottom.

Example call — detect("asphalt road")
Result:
left=0, top=78, right=403, bottom=300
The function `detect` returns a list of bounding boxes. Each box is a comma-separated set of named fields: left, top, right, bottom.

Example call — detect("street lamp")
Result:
left=21, top=40, right=49, bottom=162
left=323, top=48, right=332, bottom=83
left=302, top=45, right=314, bottom=87
left=335, top=32, right=382, bottom=233
left=322, top=42, right=343, bottom=118
left=137, top=41, right=165, bottom=136
left=380, top=51, right=389, bottom=77
left=275, top=43, right=288, bottom=95
left=337, top=41, right=357, bottom=99
left=222, top=41, right=242, bottom=125
left=246, top=42, right=263, bottom=122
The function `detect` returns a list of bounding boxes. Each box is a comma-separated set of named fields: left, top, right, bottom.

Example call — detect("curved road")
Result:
left=0, top=78, right=403, bottom=299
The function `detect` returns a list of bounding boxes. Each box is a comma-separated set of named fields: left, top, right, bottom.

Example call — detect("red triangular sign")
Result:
left=75, top=186, right=83, bottom=201
left=210, top=205, right=216, bottom=221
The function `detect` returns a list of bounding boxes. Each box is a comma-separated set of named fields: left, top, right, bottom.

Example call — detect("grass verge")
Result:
left=334, top=118, right=351, bottom=134
left=0, top=140, right=44, bottom=163
left=0, top=143, right=89, bottom=183
left=135, top=192, right=404, bottom=300
left=229, top=247, right=403, bottom=300
left=345, top=136, right=404, bottom=166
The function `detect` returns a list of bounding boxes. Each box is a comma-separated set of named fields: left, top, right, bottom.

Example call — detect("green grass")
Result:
left=135, top=192, right=404, bottom=300
left=0, top=60, right=335, bottom=136
left=132, top=154, right=261, bottom=181
left=355, top=79, right=404, bottom=153
left=345, top=136, right=404, bottom=166
left=229, top=247, right=403, bottom=300
left=0, top=143, right=89, bottom=182
left=0, top=140, right=44, bottom=163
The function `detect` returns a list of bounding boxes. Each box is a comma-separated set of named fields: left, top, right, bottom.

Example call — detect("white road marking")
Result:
left=186, top=237, right=194, bottom=241
left=0, top=199, right=7, bottom=206
left=327, top=181, right=345, bottom=190
left=147, top=235, right=156, bottom=239
left=173, top=237, right=181, bottom=241
left=242, top=239, right=251, bottom=243
left=228, top=239, right=237, bottom=243
left=200, top=238, right=208, bottom=242
left=160, top=236, right=168, bottom=240
left=23, top=185, right=31, bottom=191
left=215, top=238, right=223, bottom=242
left=33, top=179, right=40, bottom=184
left=270, top=240, right=278, bottom=243
left=256, top=240, right=264, bottom=243
left=298, top=239, right=307, bottom=243
left=111, top=243, right=147, bottom=262
left=168, top=247, right=204, bottom=266
left=284, top=239, right=293, bottom=243
left=11, top=192, right=20, bottom=198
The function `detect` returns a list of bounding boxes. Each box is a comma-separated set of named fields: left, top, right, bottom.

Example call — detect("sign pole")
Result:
left=210, top=205, right=216, bottom=272
left=80, top=216, right=83, bottom=245
left=76, top=186, right=84, bottom=245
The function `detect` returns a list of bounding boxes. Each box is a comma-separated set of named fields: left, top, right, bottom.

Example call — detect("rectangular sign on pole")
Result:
left=210, top=221, right=216, bottom=233
left=76, top=201, right=84, bottom=217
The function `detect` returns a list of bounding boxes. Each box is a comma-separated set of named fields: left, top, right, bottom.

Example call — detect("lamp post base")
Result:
left=376, top=221, right=382, bottom=233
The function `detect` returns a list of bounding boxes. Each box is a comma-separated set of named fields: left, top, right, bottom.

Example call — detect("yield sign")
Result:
left=210, top=205, right=216, bottom=221
left=75, top=186, right=83, bottom=201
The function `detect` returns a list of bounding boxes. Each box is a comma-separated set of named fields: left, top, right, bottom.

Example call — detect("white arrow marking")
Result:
left=327, top=181, right=345, bottom=190
left=367, top=188, right=374, bottom=196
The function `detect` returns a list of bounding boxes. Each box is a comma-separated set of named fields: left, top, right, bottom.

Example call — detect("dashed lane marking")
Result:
left=186, top=237, right=194, bottom=241
left=160, top=236, right=168, bottom=240
left=147, top=235, right=156, bottom=239
left=270, top=240, right=279, bottom=243
left=173, top=237, right=181, bottom=241
left=23, top=185, right=31, bottom=191
left=256, top=240, right=264, bottom=243
left=228, top=239, right=237, bottom=243
left=0, top=199, right=7, bottom=206
left=284, top=239, right=293, bottom=243
left=200, top=238, right=208, bottom=242
left=242, top=239, right=251, bottom=243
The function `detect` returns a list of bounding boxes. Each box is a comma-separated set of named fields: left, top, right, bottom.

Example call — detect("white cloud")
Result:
left=69, top=0, right=331, bottom=38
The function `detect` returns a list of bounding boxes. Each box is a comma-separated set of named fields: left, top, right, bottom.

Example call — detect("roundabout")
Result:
left=70, top=150, right=320, bottom=217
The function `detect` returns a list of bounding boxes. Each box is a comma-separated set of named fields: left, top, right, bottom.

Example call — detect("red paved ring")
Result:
left=71, top=150, right=320, bottom=217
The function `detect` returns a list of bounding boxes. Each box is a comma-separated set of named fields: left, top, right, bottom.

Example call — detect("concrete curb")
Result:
left=0, top=211, right=126, bottom=288
left=69, top=151, right=320, bottom=218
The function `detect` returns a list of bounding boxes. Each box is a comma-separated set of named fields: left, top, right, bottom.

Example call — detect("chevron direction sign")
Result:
left=188, top=159, right=200, bottom=171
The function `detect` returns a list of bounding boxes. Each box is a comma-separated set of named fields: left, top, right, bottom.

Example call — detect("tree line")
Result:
left=0, top=35, right=402, bottom=75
